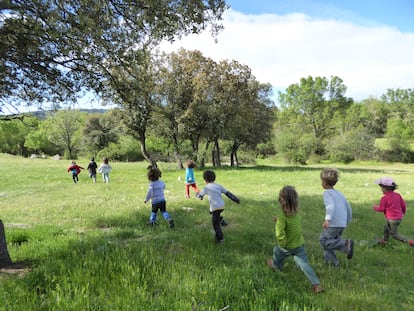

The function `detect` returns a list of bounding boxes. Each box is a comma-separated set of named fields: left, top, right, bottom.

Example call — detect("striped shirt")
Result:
left=275, top=213, right=304, bottom=249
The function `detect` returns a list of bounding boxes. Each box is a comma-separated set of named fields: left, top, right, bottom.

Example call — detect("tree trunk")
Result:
left=214, top=139, right=221, bottom=166
left=0, top=220, right=13, bottom=268
left=139, top=138, right=157, bottom=168
left=172, top=135, right=183, bottom=169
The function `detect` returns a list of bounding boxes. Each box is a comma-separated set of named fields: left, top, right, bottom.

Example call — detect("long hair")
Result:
left=279, top=186, right=299, bottom=216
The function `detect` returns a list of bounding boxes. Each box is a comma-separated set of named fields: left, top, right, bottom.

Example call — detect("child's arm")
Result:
left=225, top=191, right=240, bottom=204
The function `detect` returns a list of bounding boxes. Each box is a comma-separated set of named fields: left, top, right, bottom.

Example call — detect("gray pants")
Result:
left=384, top=219, right=408, bottom=243
left=319, top=227, right=348, bottom=266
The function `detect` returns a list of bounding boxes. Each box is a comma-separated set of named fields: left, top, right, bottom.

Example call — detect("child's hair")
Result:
left=279, top=186, right=299, bottom=216
left=203, top=170, right=216, bottom=183
left=103, top=157, right=109, bottom=164
left=71, top=160, right=76, bottom=165
left=380, top=184, right=397, bottom=191
left=147, top=167, right=161, bottom=181
left=186, top=159, right=196, bottom=169
left=320, top=168, right=339, bottom=187
left=91, top=157, right=95, bottom=161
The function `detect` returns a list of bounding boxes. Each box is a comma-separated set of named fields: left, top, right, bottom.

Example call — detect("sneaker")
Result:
left=375, top=238, right=387, bottom=246
left=312, top=284, right=324, bottom=294
left=346, top=239, right=354, bottom=259
left=220, top=219, right=228, bottom=226
left=216, top=238, right=224, bottom=244
left=169, top=219, right=175, bottom=229
left=147, top=221, right=158, bottom=227
left=266, top=258, right=276, bottom=270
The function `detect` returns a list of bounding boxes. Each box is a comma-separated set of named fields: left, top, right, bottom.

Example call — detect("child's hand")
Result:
left=373, top=205, right=378, bottom=210
left=322, top=220, right=330, bottom=228
left=272, top=216, right=278, bottom=222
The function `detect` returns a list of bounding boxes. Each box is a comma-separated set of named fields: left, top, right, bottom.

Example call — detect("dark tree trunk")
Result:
left=0, top=220, right=13, bottom=268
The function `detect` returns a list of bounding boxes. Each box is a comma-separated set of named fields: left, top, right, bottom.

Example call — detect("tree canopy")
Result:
left=0, top=0, right=227, bottom=113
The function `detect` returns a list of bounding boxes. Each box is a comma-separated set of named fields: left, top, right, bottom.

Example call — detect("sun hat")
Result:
left=375, top=177, right=395, bottom=187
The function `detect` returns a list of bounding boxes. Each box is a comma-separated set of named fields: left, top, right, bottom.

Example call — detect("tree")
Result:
left=156, top=49, right=211, bottom=168
left=43, top=109, right=85, bottom=159
left=82, top=111, right=120, bottom=155
left=0, top=116, right=36, bottom=156
left=1, top=0, right=226, bottom=113
left=277, top=76, right=353, bottom=161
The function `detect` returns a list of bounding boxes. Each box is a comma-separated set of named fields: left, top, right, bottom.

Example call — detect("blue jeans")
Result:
left=319, top=227, right=347, bottom=266
left=102, top=173, right=109, bottom=183
left=272, top=245, right=320, bottom=285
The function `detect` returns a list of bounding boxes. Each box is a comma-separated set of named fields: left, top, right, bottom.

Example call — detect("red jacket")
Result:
left=67, top=165, right=83, bottom=175
left=374, top=191, right=406, bottom=220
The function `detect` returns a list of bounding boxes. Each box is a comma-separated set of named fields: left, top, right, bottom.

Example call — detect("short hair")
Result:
left=203, top=170, right=216, bottom=183
left=148, top=167, right=161, bottom=181
left=186, top=159, right=196, bottom=169
left=103, top=157, right=109, bottom=164
left=279, top=186, right=299, bottom=216
left=320, top=168, right=339, bottom=187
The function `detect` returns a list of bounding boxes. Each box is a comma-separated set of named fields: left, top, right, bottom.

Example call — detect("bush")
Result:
left=326, top=128, right=376, bottom=163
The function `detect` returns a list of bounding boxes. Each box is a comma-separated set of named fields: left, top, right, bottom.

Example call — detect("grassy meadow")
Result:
left=1, top=153, right=414, bottom=310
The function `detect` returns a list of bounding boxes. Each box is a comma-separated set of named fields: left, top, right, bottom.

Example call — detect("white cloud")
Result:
left=160, top=10, right=414, bottom=101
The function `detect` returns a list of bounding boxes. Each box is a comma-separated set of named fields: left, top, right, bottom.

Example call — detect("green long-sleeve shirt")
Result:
left=275, top=213, right=304, bottom=249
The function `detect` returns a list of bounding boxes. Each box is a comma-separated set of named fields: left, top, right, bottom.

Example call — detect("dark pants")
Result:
left=72, top=173, right=78, bottom=183
left=211, top=209, right=224, bottom=241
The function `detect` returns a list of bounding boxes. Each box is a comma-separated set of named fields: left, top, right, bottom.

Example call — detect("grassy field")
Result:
left=1, top=154, right=414, bottom=310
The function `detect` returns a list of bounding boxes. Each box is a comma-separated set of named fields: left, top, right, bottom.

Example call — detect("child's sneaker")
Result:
left=312, top=284, right=324, bottom=294
left=169, top=219, right=175, bottom=229
left=220, top=219, right=228, bottom=226
left=375, top=238, right=387, bottom=246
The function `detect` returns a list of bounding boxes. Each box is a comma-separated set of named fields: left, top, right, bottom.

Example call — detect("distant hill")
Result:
left=29, top=108, right=109, bottom=119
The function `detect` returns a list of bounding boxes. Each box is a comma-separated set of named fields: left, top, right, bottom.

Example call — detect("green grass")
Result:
left=1, top=154, right=414, bottom=310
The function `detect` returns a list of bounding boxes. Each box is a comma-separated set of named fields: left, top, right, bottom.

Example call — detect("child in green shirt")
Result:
left=267, top=186, right=323, bottom=293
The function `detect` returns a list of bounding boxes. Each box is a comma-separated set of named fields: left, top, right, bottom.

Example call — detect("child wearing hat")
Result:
left=373, top=177, right=414, bottom=247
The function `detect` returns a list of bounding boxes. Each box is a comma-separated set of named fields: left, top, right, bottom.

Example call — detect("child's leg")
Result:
left=211, top=210, right=224, bottom=241
left=387, top=220, right=408, bottom=243
left=149, top=204, right=160, bottom=224
left=191, top=183, right=200, bottom=193
left=72, top=174, right=77, bottom=183
left=159, top=202, right=171, bottom=221
left=185, top=184, right=190, bottom=197
left=292, top=246, right=321, bottom=285
left=319, top=228, right=346, bottom=265
left=272, top=246, right=289, bottom=270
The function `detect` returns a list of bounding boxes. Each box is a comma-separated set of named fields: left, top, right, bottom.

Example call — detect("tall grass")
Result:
left=1, top=154, right=414, bottom=310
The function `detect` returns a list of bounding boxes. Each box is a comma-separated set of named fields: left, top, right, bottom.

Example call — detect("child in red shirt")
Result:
left=373, top=177, right=414, bottom=246
left=67, top=161, right=84, bottom=184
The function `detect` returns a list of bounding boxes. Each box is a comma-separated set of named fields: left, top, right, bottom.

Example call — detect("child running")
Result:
left=98, top=157, right=112, bottom=184
left=67, top=161, right=84, bottom=184
left=144, top=166, right=174, bottom=228
left=373, top=177, right=414, bottom=247
left=185, top=160, right=199, bottom=198
left=87, top=157, right=98, bottom=183
left=319, top=168, right=353, bottom=266
left=197, top=170, right=240, bottom=243
left=267, top=186, right=323, bottom=294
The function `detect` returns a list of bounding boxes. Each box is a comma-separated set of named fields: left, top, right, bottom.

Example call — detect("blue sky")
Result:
left=226, top=0, right=414, bottom=32
left=161, top=0, right=414, bottom=102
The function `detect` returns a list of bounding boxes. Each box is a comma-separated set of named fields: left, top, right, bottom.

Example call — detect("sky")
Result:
left=160, top=0, right=414, bottom=102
